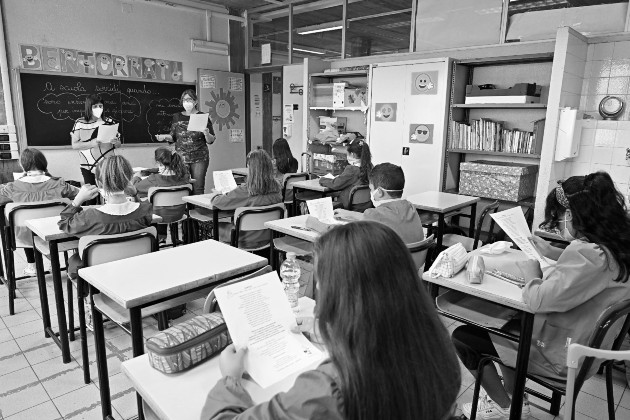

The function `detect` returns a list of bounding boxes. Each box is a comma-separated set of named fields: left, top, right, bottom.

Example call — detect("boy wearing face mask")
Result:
left=334, top=163, right=424, bottom=244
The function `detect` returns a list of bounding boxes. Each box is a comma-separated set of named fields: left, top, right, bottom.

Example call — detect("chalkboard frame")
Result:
left=15, top=69, right=194, bottom=149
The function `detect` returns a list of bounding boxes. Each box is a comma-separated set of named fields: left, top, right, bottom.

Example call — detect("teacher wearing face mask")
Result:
left=161, top=89, right=215, bottom=195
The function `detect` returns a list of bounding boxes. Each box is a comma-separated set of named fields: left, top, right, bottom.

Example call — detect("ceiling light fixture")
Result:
left=293, top=47, right=325, bottom=55
left=296, top=20, right=343, bottom=35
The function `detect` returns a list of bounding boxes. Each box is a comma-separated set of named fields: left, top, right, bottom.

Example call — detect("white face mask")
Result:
left=560, top=213, right=575, bottom=241
left=347, top=157, right=360, bottom=167
left=183, top=100, right=195, bottom=112
left=92, top=107, right=103, bottom=119
left=370, top=189, right=378, bottom=207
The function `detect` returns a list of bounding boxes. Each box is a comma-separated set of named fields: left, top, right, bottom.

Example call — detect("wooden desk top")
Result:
left=231, top=167, right=248, bottom=176
left=265, top=215, right=320, bottom=242
left=78, top=240, right=267, bottom=309
left=422, top=249, right=533, bottom=313
left=407, top=191, right=480, bottom=213
left=122, top=298, right=319, bottom=420
left=292, top=179, right=331, bottom=193
left=182, top=194, right=215, bottom=210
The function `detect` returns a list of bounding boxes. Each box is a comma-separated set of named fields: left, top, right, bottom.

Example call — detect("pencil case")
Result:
left=146, top=312, right=231, bottom=374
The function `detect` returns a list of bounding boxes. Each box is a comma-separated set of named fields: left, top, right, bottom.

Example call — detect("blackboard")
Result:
left=19, top=71, right=195, bottom=147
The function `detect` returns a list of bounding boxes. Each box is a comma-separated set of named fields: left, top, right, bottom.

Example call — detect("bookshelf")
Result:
left=446, top=149, right=541, bottom=159
left=452, top=103, right=547, bottom=109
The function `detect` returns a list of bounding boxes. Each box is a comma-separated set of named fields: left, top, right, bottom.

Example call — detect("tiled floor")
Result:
left=1, top=250, right=630, bottom=419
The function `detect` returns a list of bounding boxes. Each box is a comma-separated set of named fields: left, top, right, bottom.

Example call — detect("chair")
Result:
left=4, top=200, right=72, bottom=315
left=202, top=265, right=274, bottom=313
left=470, top=298, right=630, bottom=420
left=282, top=173, right=308, bottom=217
left=407, top=234, right=436, bottom=274
left=230, top=204, right=285, bottom=265
left=300, top=152, right=312, bottom=173
left=441, top=200, right=500, bottom=252
left=347, top=184, right=372, bottom=212
left=148, top=185, right=192, bottom=247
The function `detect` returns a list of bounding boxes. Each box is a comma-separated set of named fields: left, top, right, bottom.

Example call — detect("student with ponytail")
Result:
left=453, top=171, right=630, bottom=419
left=319, top=138, right=373, bottom=211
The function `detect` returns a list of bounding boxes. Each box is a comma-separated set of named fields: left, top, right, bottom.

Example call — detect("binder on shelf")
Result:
left=449, top=118, right=544, bottom=156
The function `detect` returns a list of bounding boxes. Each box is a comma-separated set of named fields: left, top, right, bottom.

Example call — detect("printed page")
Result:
left=213, top=170, right=238, bottom=194
left=490, top=207, right=550, bottom=268
left=214, top=272, right=323, bottom=388
left=96, top=123, right=119, bottom=143
left=187, top=113, right=209, bottom=132
left=306, top=197, right=341, bottom=224
left=320, top=173, right=335, bottom=179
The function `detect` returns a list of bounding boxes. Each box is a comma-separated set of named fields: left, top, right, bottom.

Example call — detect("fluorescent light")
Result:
left=190, top=39, right=229, bottom=55
left=297, top=20, right=343, bottom=35
left=293, top=47, right=325, bottom=55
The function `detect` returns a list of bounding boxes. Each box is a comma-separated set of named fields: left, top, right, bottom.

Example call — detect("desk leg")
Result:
left=469, top=203, right=477, bottom=238
left=436, top=214, right=445, bottom=250
left=91, top=288, right=113, bottom=419
left=33, top=240, right=51, bottom=338
left=0, top=224, right=7, bottom=285
left=49, top=241, right=71, bottom=363
left=212, top=209, right=219, bottom=241
left=509, top=312, right=534, bottom=420
left=293, top=187, right=300, bottom=216
left=130, top=307, right=146, bottom=420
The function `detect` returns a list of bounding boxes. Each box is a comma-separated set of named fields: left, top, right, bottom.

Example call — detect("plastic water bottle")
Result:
left=280, top=252, right=301, bottom=312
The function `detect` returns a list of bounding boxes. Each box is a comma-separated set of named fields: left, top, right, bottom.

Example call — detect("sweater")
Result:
left=363, top=199, right=424, bottom=244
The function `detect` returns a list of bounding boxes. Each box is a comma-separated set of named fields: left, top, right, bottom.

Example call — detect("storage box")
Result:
left=312, top=83, right=366, bottom=108
left=459, top=160, right=538, bottom=202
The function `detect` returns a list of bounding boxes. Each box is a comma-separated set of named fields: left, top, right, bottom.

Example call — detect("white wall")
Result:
left=4, top=0, right=230, bottom=182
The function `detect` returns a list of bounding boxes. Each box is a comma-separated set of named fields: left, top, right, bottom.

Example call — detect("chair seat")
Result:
left=188, top=209, right=213, bottom=222
left=274, top=236, right=313, bottom=256
left=441, top=233, right=481, bottom=252
left=93, top=288, right=212, bottom=325
left=34, top=236, right=79, bottom=255
left=155, top=215, right=188, bottom=225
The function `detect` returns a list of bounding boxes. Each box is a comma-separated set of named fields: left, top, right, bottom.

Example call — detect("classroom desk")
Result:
left=182, top=194, right=230, bottom=241
left=423, top=249, right=534, bottom=420
left=122, top=297, right=317, bottom=420
left=265, top=215, right=320, bottom=242
left=407, top=191, right=480, bottom=249
left=291, top=179, right=332, bottom=215
left=231, top=167, right=248, bottom=177
left=534, top=228, right=569, bottom=245
left=79, top=240, right=268, bottom=420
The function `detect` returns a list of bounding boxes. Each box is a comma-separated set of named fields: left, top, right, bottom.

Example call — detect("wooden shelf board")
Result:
left=445, top=188, right=535, bottom=208
left=452, top=103, right=547, bottom=109
left=447, top=149, right=541, bottom=159
left=309, top=107, right=365, bottom=111
left=310, top=70, right=368, bottom=78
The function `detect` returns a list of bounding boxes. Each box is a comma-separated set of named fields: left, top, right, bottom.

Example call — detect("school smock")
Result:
left=0, top=174, right=79, bottom=247
left=201, top=360, right=344, bottom=420
left=70, top=117, right=117, bottom=173
left=318, top=164, right=369, bottom=210
left=169, top=112, right=215, bottom=164
left=491, top=240, right=630, bottom=381
left=132, top=173, right=192, bottom=223
left=58, top=201, right=154, bottom=236
left=211, top=184, right=282, bottom=249
left=363, top=199, right=424, bottom=245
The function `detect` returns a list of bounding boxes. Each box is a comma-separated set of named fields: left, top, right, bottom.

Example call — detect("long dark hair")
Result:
left=346, top=139, right=373, bottom=184
left=83, top=94, right=103, bottom=121
left=314, top=222, right=461, bottom=420
left=246, top=149, right=280, bottom=196
left=20, top=148, right=48, bottom=173
left=272, top=138, right=298, bottom=174
left=542, top=171, right=630, bottom=282
left=155, top=147, right=188, bottom=179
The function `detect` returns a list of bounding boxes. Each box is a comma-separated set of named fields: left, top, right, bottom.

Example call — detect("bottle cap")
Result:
left=286, top=252, right=296, bottom=260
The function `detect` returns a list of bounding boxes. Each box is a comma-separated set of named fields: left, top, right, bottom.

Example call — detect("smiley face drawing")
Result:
left=411, top=71, right=438, bottom=95
left=415, top=73, right=434, bottom=92
left=375, top=103, right=396, bottom=122
left=409, top=124, right=433, bottom=144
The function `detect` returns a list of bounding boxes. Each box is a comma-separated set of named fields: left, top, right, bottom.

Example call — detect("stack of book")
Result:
left=450, top=118, right=544, bottom=155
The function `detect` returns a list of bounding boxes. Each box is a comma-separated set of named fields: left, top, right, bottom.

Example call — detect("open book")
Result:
left=214, top=271, right=323, bottom=388
left=213, top=170, right=238, bottom=194
left=306, top=197, right=343, bottom=225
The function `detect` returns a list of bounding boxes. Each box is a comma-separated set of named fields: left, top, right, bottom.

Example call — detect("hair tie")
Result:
left=555, top=182, right=570, bottom=209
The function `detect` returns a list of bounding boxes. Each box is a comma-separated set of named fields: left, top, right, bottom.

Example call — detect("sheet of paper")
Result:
left=320, top=173, right=335, bottom=179
left=306, top=197, right=342, bottom=224
left=187, top=113, right=209, bottom=132
left=490, top=207, right=550, bottom=268
left=96, top=123, right=119, bottom=143
left=214, top=272, right=323, bottom=389
left=213, top=170, right=238, bottom=194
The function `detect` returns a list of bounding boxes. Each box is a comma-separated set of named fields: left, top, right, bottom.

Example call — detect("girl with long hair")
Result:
left=454, top=171, right=630, bottom=419
left=203, top=221, right=461, bottom=420
left=319, top=138, right=373, bottom=211
left=272, top=137, right=299, bottom=180
left=209, top=149, right=282, bottom=248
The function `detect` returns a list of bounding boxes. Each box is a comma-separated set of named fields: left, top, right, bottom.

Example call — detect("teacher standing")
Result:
left=165, top=89, right=215, bottom=195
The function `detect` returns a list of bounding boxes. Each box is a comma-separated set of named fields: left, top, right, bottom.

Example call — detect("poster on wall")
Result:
left=409, top=123, right=434, bottom=144
left=283, top=104, right=294, bottom=124
left=374, top=103, right=397, bottom=122
left=411, top=71, right=438, bottom=95
left=230, top=129, right=244, bottom=143
left=19, top=44, right=42, bottom=70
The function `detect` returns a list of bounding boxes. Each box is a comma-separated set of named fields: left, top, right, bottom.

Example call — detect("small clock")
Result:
left=599, top=95, right=625, bottom=120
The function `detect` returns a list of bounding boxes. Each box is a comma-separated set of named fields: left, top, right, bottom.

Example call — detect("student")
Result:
left=209, top=149, right=282, bottom=249
left=58, top=155, right=154, bottom=281
left=202, top=221, right=461, bottom=419
left=334, top=162, right=424, bottom=244
left=271, top=137, right=298, bottom=184
left=453, top=171, right=630, bottom=420
left=0, top=148, right=78, bottom=276
left=319, top=138, right=373, bottom=210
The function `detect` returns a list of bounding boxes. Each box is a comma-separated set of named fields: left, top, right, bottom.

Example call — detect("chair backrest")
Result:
left=348, top=184, right=371, bottom=211
left=282, top=172, right=309, bottom=202
left=473, top=200, right=500, bottom=250
left=232, top=204, right=286, bottom=248
left=202, top=265, right=274, bottom=313
left=5, top=200, right=70, bottom=248
left=79, top=227, right=158, bottom=267
left=148, top=185, right=192, bottom=207
left=407, top=234, right=436, bottom=273
left=564, top=298, right=630, bottom=419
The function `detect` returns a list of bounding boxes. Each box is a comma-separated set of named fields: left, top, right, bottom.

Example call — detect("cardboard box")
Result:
left=459, top=160, right=538, bottom=202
